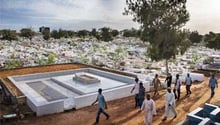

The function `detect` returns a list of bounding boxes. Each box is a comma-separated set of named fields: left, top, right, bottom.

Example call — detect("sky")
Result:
left=0, top=0, right=220, bottom=34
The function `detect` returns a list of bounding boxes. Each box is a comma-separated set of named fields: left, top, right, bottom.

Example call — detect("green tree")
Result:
left=100, top=27, right=113, bottom=42
left=77, top=30, right=89, bottom=38
left=91, top=28, right=97, bottom=37
left=51, top=30, right=60, bottom=39
left=112, top=46, right=128, bottom=69
left=124, top=0, right=190, bottom=74
left=0, top=29, right=18, bottom=41
left=36, top=57, right=46, bottom=65
left=189, top=31, right=202, bottom=43
left=43, top=30, right=50, bottom=40
left=204, top=32, right=215, bottom=42
left=111, top=29, right=119, bottom=37
left=178, top=30, right=191, bottom=55
left=206, top=34, right=220, bottom=50
left=20, top=28, right=35, bottom=40
left=4, top=60, right=22, bottom=69
left=47, top=53, right=56, bottom=64
left=122, top=28, right=139, bottom=37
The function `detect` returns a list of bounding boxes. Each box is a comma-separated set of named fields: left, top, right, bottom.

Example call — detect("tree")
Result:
left=47, top=53, right=56, bottom=64
left=111, top=29, right=119, bottom=37
left=204, top=32, right=215, bottom=42
left=36, top=57, right=46, bottom=65
left=51, top=30, right=60, bottom=39
left=20, top=28, right=35, bottom=40
left=91, top=28, right=97, bottom=37
left=77, top=30, right=89, bottom=38
left=0, top=29, right=17, bottom=41
left=206, top=33, right=220, bottom=50
left=43, top=30, right=50, bottom=40
left=124, top=0, right=190, bottom=74
left=4, top=60, right=22, bottom=69
left=189, top=31, right=202, bottom=43
left=122, top=28, right=139, bottom=37
left=112, top=46, right=128, bottom=69
left=99, top=27, right=113, bottom=42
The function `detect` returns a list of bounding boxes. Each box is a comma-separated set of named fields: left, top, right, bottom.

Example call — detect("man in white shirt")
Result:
left=141, top=94, right=156, bottom=125
left=162, top=88, right=177, bottom=121
left=131, top=77, right=140, bottom=108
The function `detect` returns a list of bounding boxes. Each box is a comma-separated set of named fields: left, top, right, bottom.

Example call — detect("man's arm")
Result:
left=130, top=85, right=135, bottom=93
left=92, top=98, right=98, bottom=105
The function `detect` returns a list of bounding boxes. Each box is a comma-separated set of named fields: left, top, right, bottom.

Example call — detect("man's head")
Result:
left=167, top=87, right=171, bottom=93
left=140, top=82, right=143, bottom=87
left=211, top=73, right=215, bottom=78
left=187, top=73, right=190, bottom=77
left=98, top=88, right=102, bottom=94
left=146, top=94, right=151, bottom=100
left=155, top=74, right=158, bottom=78
left=135, top=77, right=139, bottom=83
left=176, top=74, right=179, bottom=79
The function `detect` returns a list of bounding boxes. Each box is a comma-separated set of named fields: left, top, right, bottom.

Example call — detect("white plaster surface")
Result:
left=8, top=68, right=150, bottom=116
left=52, top=73, right=128, bottom=94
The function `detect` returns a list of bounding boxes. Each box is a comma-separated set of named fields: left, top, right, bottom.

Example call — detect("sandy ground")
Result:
left=3, top=78, right=220, bottom=125
left=0, top=64, right=219, bottom=125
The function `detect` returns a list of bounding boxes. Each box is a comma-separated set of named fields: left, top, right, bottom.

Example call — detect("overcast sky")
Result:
left=0, top=0, right=220, bottom=34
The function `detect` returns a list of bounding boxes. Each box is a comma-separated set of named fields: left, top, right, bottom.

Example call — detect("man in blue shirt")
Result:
left=92, top=88, right=110, bottom=124
left=209, top=74, right=218, bottom=98
left=185, top=73, right=192, bottom=95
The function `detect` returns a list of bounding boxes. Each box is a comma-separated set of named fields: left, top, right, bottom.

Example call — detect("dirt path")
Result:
left=4, top=78, right=220, bottom=125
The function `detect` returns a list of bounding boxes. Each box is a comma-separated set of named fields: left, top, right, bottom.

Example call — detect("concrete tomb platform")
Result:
left=187, top=103, right=220, bottom=125
left=8, top=68, right=150, bottom=116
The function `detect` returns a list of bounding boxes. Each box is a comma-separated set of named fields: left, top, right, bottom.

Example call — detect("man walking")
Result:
left=92, top=88, right=110, bottom=124
left=165, top=73, right=172, bottom=88
left=153, top=74, right=161, bottom=96
left=141, top=94, right=156, bottom=125
left=162, top=88, right=177, bottom=121
left=185, top=73, right=192, bottom=95
left=173, top=74, right=181, bottom=101
left=209, top=74, right=218, bottom=98
left=138, top=82, right=145, bottom=110
left=131, top=77, right=140, bottom=108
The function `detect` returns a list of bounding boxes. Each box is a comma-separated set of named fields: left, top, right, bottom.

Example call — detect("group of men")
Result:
left=91, top=73, right=218, bottom=125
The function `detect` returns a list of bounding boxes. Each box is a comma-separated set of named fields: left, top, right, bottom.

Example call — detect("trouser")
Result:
left=96, top=108, right=109, bottom=123
left=186, top=85, right=191, bottom=95
left=164, top=105, right=177, bottom=117
left=211, top=87, right=215, bottom=97
left=167, top=82, right=171, bottom=88
left=135, top=94, right=139, bottom=107
left=138, top=97, right=144, bottom=109
left=173, top=89, right=180, bottom=100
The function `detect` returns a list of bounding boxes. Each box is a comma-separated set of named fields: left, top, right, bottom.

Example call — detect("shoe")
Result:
left=162, top=117, right=167, bottom=121
left=93, top=122, right=98, bottom=125
left=106, top=115, right=110, bottom=120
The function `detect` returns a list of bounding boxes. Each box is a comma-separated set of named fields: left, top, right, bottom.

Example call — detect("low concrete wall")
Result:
left=36, top=100, right=64, bottom=116
left=74, top=82, right=150, bottom=109
left=27, top=97, right=64, bottom=116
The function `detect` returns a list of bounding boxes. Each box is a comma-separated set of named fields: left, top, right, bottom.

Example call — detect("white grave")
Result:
left=8, top=68, right=150, bottom=116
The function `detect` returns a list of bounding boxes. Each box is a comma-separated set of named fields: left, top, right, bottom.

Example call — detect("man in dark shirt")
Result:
left=165, top=73, right=172, bottom=88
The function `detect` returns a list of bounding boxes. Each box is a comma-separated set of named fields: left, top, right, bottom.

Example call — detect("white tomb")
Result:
left=8, top=68, right=150, bottom=116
